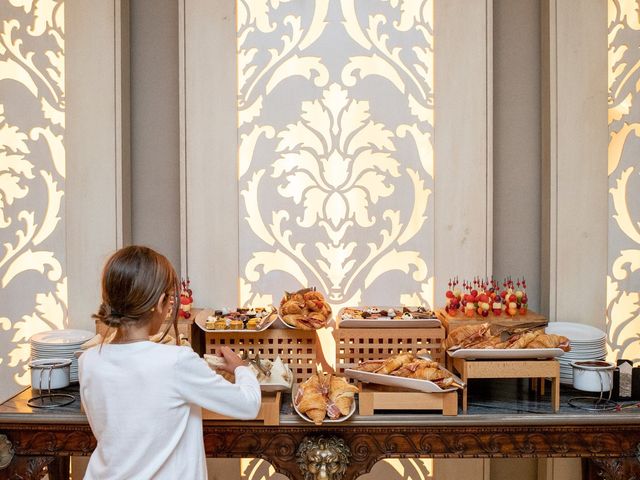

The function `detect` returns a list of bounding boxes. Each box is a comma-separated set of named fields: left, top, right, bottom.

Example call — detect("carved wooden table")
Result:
left=1, top=380, right=640, bottom=480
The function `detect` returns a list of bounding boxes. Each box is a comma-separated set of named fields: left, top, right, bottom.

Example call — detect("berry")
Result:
left=481, top=310, right=489, bottom=317
left=509, top=294, right=517, bottom=303
left=471, top=289, right=478, bottom=297
left=446, top=290, right=454, bottom=298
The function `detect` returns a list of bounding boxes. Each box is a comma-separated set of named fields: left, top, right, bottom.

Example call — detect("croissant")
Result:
left=296, top=392, right=327, bottom=425
left=470, top=335, right=503, bottom=349
left=375, top=352, right=415, bottom=374
left=410, top=365, right=448, bottom=381
left=356, top=360, right=385, bottom=372
left=282, top=314, right=304, bottom=327
left=507, top=330, right=542, bottom=349
left=281, top=301, right=303, bottom=315
left=527, top=333, right=571, bottom=351
left=444, top=323, right=490, bottom=349
left=329, top=376, right=358, bottom=415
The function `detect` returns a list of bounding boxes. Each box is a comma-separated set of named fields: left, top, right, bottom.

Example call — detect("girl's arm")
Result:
left=175, top=348, right=261, bottom=419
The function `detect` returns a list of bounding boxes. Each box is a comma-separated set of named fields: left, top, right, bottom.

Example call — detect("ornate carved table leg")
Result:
left=584, top=444, right=640, bottom=480
left=47, top=456, right=70, bottom=480
left=296, top=436, right=351, bottom=480
left=0, top=435, right=13, bottom=470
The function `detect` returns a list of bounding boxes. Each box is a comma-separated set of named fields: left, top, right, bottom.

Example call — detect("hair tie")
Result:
left=104, top=304, right=124, bottom=318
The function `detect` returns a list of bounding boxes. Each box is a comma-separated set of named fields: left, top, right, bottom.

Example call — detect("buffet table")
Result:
left=1, top=380, right=640, bottom=480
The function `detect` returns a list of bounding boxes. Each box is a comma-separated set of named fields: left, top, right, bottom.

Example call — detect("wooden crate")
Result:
left=334, top=327, right=445, bottom=374
left=436, top=309, right=547, bottom=334
left=358, top=383, right=458, bottom=416
left=203, top=328, right=327, bottom=383
left=450, top=357, right=560, bottom=413
left=202, top=391, right=281, bottom=425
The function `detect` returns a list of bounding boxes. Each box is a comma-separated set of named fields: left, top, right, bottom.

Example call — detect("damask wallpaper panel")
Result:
left=0, top=0, right=67, bottom=400
left=607, top=0, right=640, bottom=362
left=237, top=0, right=435, bottom=310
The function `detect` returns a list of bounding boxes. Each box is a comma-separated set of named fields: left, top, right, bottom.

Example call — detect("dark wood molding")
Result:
left=2, top=423, right=640, bottom=480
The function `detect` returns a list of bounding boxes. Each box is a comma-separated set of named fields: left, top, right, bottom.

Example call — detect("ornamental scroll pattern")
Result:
left=607, top=0, right=640, bottom=362
left=237, top=0, right=434, bottom=311
left=0, top=0, right=67, bottom=391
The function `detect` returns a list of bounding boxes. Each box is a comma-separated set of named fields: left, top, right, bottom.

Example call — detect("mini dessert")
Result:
left=178, top=278, right=194, bottom=319
left=246, top=318, right=258, bottom=330
left=213, top=318, right=227, bottom=330
left=229, top=319, right=243, bottom=330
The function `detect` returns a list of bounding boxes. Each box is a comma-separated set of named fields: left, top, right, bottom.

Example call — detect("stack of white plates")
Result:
left=30, top=329, right=94, bottom=383
left=545, top=322, right=608, bottom=385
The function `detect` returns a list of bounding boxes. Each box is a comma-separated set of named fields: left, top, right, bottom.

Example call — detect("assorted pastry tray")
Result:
left=292, top=384, right=356, bottom=424
left=194, top=307, right=279, bottom=333
left=447, top=348, right=566, bottom=360
left=337, top=306, right=441, bottom=328
left=344, top=352, right=465, bottom=394
left=279, top=287, right=333, bottom=330
left=292, top=373, right=358, bottom=424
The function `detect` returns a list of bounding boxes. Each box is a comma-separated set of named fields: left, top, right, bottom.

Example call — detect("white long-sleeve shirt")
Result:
left=78, top=342, right=261, bottom=480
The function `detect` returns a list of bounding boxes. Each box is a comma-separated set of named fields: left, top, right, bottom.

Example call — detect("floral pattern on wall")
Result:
left=0, top=0, right=66, bottom=389
left=607, top=0, right=640, bottom=361
left=237, top=0, right=434, bottom=311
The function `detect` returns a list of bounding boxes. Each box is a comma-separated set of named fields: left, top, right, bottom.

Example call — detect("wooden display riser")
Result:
left=450, top=357, right=560, bottom=413
left=202, top=391, right=281, bottom=425
left=436, top=309, right=547, bottom=333
left=358, top=383, right=458, bottom=416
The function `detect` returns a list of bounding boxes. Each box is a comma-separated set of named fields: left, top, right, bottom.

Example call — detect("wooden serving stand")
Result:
left=437, top=309, right=547, bottom=333
left=358, top=383, right=458, bottom=416
left=202, top=391, right=281, bottom=425
left=334, top=326, right=446, bottom=374
left=450, top=356, right=560, bottom=413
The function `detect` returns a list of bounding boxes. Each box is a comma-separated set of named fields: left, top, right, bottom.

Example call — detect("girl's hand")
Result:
left=217, top=346, right=247, bottom=374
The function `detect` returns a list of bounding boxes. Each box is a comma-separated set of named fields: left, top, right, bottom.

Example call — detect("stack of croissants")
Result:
left=444, top=323, right=570, bottom=351
left=294, top=373, right=357, bottom=424
left=355, top=352, right=461, bottom=389
left=280, top=288, right=332, bottom=330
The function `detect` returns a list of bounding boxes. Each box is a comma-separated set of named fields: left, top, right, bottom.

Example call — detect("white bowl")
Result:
left=571, top=360, right=615, bottom=392
left=29, top=358, right=72, bottom=390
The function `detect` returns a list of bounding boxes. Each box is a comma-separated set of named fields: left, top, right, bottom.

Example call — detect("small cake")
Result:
left=229, top=319, right=243, bottom=330
left=205, top=315, right=217, bottom=330
left=213, top=318, right=227, bottom=330
left=246, top=318, right=259, bottom=330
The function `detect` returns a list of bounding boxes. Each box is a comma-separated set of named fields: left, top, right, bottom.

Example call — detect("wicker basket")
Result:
left=334, top=327, right=446, bottom=374
left=203, top=327, right=328, bottom=383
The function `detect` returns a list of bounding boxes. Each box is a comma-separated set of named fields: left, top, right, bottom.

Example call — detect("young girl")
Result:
left=79, top=246, right=261, bottom=479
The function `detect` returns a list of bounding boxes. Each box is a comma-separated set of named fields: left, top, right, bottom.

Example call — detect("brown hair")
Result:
left=93, top=245, right=178, bottom=329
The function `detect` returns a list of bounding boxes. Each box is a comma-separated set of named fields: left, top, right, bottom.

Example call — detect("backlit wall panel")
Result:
left=0, top=0, right=67, bottom=393
left=237, top=0, right=434, bottom=309
left=607, top=0, right=640, bottom=361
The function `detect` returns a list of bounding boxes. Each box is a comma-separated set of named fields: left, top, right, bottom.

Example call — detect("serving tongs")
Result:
left=242, top=352, right=272, bottom=377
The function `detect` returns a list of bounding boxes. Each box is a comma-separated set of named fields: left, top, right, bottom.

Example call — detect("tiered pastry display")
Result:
left=338, top=306, right=440, bottom=328
left=201, top=307, right=277, bottom=331
left=178, top=278, right=194, bottom=319
left=444, top=323, right=571, bottom=352
left=293, top=373, right=358, bottom=424
left=444, top=277, right=529, bottom=317
left=204, top=353, right=293, bottom=391
left=350, top=352, right=463, bottom=390
left=280, top=288, right=332, bottom=330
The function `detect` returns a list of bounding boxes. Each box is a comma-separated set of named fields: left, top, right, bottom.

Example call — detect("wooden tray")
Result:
left=358, top=383, right=458, bottom=416
left=436, top=309, right=547, bottom=333
left=203, top=328, right=328, bottom=383
left=334, top=327, right=445, bottom=375
left=202, top=391, right=281, bottom=425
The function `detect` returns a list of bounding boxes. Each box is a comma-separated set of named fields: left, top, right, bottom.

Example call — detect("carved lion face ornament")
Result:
left=296, top=436, right=351, bottom=480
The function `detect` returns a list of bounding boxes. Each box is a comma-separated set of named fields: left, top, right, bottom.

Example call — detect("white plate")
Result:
left=344, top=367, right=462, bottom=393
left=447, top=348, right=566, bottom=360
left=30, top=329, right=95, bottom=345
left=194, top=308, right=279, bottom=333
left=337, top=307, right=441, bottom=329
left=292, top=384, right=356, bottom=423
left=544, top=322, right=606, bottom=342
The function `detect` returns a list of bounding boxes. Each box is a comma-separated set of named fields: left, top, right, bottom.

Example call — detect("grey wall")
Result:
left=130, top=0, right=181, bottom=271
left=492, top=0, right=541, bottom=310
